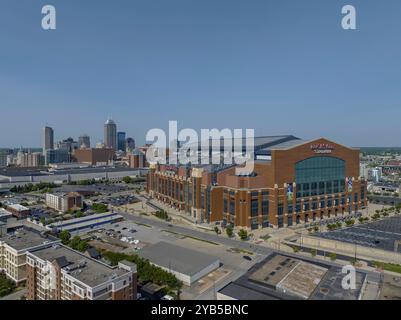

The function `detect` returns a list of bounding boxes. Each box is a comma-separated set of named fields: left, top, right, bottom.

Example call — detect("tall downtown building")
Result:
left=117, top=132, right=126, bottom=152
left=42, top=126, right=54, bottom=155
left=104, top=119, right=117, bottom=150
left=78, top=134, right=91, bottom=149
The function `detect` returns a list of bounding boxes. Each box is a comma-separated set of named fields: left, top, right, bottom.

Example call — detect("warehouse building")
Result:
left=0, top=166, right=148, bottom=188
left=138, top=242, right=220, bottom=286
left=44, top=212, right=123, bottom=235
left=147, top=136, right=367, bottom=229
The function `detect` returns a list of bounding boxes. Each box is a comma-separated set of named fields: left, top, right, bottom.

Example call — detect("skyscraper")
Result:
left=104, top=119, right=117, bottom=150
left=43, top=126, right=54, bottom=155
left=78, top=134, right=91, bottom=149
left=126, top=137, right=136, bottom=153
left=117, top=132, right=126, bottom=152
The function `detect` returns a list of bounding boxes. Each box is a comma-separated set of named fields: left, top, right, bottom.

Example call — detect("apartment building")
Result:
left=0, top=228, right=59, bottom=284
left=26, top=244, right=137, bottom=300
left=45, top=192, right=83, bottom=213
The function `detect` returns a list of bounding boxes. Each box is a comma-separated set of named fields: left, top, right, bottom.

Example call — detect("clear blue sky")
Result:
left=1, top=0, right=400, bottom=148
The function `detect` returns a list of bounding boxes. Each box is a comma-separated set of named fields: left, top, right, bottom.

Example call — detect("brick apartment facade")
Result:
left=26, top=244, right=137, bottom=300
left=147, top=137, right=368, bottom=229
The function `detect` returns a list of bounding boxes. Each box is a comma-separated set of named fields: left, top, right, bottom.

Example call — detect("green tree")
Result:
left=75, top=211, right=84, bottom=218
left=69, top=236, right=89, bottom=252
left=92, top=203, right=108, bottom=213
left=59, top=230, right=71, bottom=245
left=0, top=273, right=16, bottom=298
left=123, top=176, right=133, bottom=184
left=292, top=246, right=301, bottom=253
left=226, top=226, right=233, bottom=238
left=329, top=252, right=337, bottom=261
left=155, top=210, right=169, bottom=220
left=311, top=249, right=317, bottom=257
left=238, top=229, right=248, bottom=241
left=76, top=241, right=89, bottom=252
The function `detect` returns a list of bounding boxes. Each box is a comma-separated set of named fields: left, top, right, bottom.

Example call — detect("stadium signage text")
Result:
left=310, top=143, right=335, bottom=154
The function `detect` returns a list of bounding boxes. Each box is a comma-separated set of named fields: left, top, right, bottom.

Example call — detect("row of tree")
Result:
left=216, top=226, right=249, bottom=240
left=101, top=250, right=182, bottom=294
left=10, top=182, right=57, bottom=193
left=59, top=231, right=89, bottom=252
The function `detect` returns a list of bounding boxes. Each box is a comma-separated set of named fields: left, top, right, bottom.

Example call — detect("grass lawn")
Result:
left=373, top=261, right=401, bottom=274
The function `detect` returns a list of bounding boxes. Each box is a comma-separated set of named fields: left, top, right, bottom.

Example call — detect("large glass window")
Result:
left=251, top=199, right=259, bottom=217
left=296, top=157, right=345, bottom=196
left=278, top=202, right=284, bottom=216
left=262, top=191, right=269, bottom=215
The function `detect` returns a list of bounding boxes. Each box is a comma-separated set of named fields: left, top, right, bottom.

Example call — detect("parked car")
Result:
left=243, top=256, right=252, bottom=261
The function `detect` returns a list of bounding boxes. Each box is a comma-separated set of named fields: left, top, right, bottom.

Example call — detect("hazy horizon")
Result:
left=1, top=0, right=401, bottom=148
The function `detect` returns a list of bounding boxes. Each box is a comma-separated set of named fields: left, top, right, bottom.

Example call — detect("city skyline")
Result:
left=1, top=0, right=401, bottom=147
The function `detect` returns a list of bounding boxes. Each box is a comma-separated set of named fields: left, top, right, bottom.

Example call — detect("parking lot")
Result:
left=92, top=194, right=140, bottom=207
left=315, top=215, right=401, bottom=252
left=86, top=219, right=188, bottom=254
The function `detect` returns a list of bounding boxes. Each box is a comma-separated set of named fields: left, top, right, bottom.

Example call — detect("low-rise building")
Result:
left=0, top=228, right=59, bottom=283
left=0, top=208, right=13, bottom=222
left=6, top=204, right=30, bottom=219
left=0, top=166, right=148, bottom=185
left=26, top=244, right=137, bottom=300
left=45, top=212, right=123, bottom=235
left=138, top=242, right=220, bottom=286
left=73, top=148, right=115, bottom=166
left=45, top=192, right=83, bottom=213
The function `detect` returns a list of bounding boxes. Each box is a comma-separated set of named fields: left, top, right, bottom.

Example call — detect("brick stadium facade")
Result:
left=147, top=136, right=367, bottom=229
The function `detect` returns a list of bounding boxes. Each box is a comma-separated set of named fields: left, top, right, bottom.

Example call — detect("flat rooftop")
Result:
left=248, top=255, right=328, bottom=299
left=138, top=242, right=220, bottom=277
left=7, top=204, right=29, bottom=212
left=249, top=255, right=299, bottom=288
left=0, top=166, right=147, bottom=178
left=30, top=245, right=130, bottom=288
left=0, top=228, right=58, bottom=251
left=48, top=212, right=119, bottom=228
left=223, top=253, right=366, bottom=300
left=276, top=261, right=328, bottom=299
left=219, top=282, right=280, bottom=300
left=0, top=208, right=12, bottom=218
